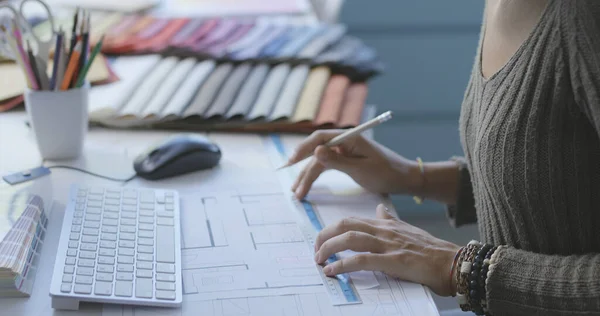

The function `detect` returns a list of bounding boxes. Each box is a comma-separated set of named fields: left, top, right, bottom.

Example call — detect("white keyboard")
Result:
left=49, top=185, right=183, bottom=310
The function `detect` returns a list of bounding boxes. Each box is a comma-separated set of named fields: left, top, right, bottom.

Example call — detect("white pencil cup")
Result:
left=24, top=83, right=90, bottom=160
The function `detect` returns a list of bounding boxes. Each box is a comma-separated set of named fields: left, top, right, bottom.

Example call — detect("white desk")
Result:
left=0, top=110, right=439, bottom=315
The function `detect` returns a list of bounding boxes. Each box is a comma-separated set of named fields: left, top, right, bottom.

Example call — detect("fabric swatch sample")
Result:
left=225, top=63, right=270, bottom=118
left=247, top=63, right=291, bottom=120
left=297, top=24, right=346, bottom=59
left=314, top=36, right=362, bottom=64
left=275, top=25, right=324, bottom=58
left=172, top=18, right=218, bottom=48
left=119, top=56, right=179, bottom=117
left=291, top=66, right=331, bottom=122
left=183, top=62, right=234, bottom=117
left=168, top=18, right=204, bottom=46
left=230, top=25, right=289, bottom=60
left=258, top=26, right=304, bottom=58
left=269, top=64, right=310, bottom=120
left=314, top=74, right=350, bottom=125
left=205, top=23, right=254, bottom=57
left=339, top=83, right=368, bottom=127
left=204, top=62, right=252, bottom=118
left=192, top=19, right=239, bottom=52
left=161, top=60, right=216, bottom=118
left=226, top=20, right=271, bottom=54
left=141, top=57, right=196, bottom=117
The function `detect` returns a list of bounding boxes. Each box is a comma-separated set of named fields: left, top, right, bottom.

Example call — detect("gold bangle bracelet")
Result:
left=413, top=157, right=425, bottom=204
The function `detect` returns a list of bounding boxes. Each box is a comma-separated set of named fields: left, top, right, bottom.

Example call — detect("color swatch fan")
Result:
left=0, top=186, right=48, bottom=297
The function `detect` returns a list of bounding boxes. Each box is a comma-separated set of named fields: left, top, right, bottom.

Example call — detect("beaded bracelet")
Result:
left=456, top=240, right=482, bottom=311
left=467, top=243, right=493, bottom=315
left=448, top=246, right=464, bottom=297
left=413, top=157, right=425, bottom=204
left=479, top=246, right=498, bottom=315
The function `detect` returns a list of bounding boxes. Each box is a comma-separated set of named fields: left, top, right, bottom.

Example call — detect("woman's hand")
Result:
left=314, top=204, right=461, bottom=296
left=286, top=130, right=423, bottom=200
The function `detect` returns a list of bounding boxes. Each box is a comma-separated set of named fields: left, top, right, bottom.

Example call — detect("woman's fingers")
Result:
left=294, top=159, right=326, bottom=199
left=315, top=217, right=379, bottom=250
left=286, top=130, right=344, bottom=165
left=322, top=253, right=388, bottom=276
left=375, top=204, right=396, bottom=220
left=315, top=231, right=386, bottom=264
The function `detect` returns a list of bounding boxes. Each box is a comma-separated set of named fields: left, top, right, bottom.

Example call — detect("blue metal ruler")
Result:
left=267, top=134, right=361, bottom=306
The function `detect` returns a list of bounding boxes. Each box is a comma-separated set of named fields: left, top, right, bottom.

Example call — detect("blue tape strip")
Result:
left=270, top=134, right=359, bottom=303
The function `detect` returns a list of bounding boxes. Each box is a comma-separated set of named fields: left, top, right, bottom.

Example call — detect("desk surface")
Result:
left=0, top=110, right=439, bottom=315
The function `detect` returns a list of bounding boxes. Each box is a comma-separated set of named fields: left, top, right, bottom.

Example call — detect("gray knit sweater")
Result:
left=447, top=1, right=600, bottom=315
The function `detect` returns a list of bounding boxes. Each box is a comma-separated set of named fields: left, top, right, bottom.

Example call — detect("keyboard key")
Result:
left=138, top=230, right=153, bottom=238
left=105, top=199, right=120, bottom=206
left=69, top=233, right=79, bottom=241
left=62, top=274, right=73, bottom=283
left=121, top=212, right=136, bottom=219
left=87, top=200, right=102, bottom=208
left=165, top=197, right=174, bottom=204
left=77, top=189, right=87, bottom=197
left=96, top=272, right=113, bottom=282
left=78, top=259, right=95, bottom=267
left=89, top=188, right=104, bottom=194
left=138, top=223, right=154, bottom=231
left=75, top=275, right=93, bottom=285
left=122, top=198, right=136, bottom=205
left=122, top=191, right=137, bottom=199
left=136, top=269, right=153, bottom=278
left=71, top=225, right=81, bottom=232
left=137, top=261, right=153, bottom=270
left=103, top=218, right=118, bottom=226
left=139, top=210, right=154, bottom=217
left=156, top=290, right=176, bottom=300
left=157, top=194, right=165, bottom=204
left=156, top=273, right=176, bottom=282
left=88, top=194, right=103, bottom=201
left=60, top=283, right=72, bottom=293
left=98, top=256, right=115, bottom=265
left=118, top=248, right=134, bottom=256
left=157, top=217, right=174, bottom=226
left=99, top=248, right=116, bottom=257
left=73, top=284, right=92, bottom=294
left=104, top=205, right=119, bottom=212
left=80, top=243, right=97, bottom=251
left=65, top=257, right=76, bottom=265
left=137, top=253, right=153, bottom=262
left=105, top=193, right=120, bottom=200
left=83, top=228, right=99, bottom=236
left=72, top=218, right=83, bottom=225
left=165, top=192, right=174, bottom=197
left=122, top=205, right=136, bottom=212
left=94, top=281, right=113, bottom=296
left=138, top=245, right=154, bottom=253
left=120, top=226, right=136, bottom=233
left=139, top=203, right=155, bottom=210
left=97, top=264, right=114, bottom=273
left=85, top=214, right=101, bottom=221
left=156, top=282, right=176, bottom=291
left=116, top=272, right=133, bottom=281
left=140, top=192, right=155, bottom=203
left=75, top=204, right=85, bottom=211
left=121, top=218, right=136, bottom=226
left=77, top=197, right=86, bottom=204
left=101, top=233, right=117, bottom=241
left=139, top=216, right=154, bottom=224
left=101, top=226, right=118, bottom=234
left=120, top=232, right=135, bottom=240
left=100, top=240, right=117, bottom=249
left=84, top=221, right=100, bottom=229
left=118, top=256, right=134, bottom=264
left=138, top=238, right=153, bottom=246
left=103, top=212, right=119, bottom=219
left=157, top=263, right=176, bottom=274
left=117, top=264, right=134, bottom=272
left=79, top=251, right=96, bottom=259
left=157, top=211, right=174, bottom=218
left=86, top=207, right=102, bottom=214
left=115, top=281, right=133, bottom=297
left=165, top=203, right=174, bottom=211
left=157, top=225, right=175, bottom=263
left=68, top=241, right=79, bottom=248
left=82, top=235, right=98, bottom=243
left=73, top=211, right=84, bottom=218
left=77, top=267, right=94, bottom=276
left=119, top=240, right=135, bottom=248
left=64, top=266, right=75, bottom=274
left=67, top=249, right=77, bottom=257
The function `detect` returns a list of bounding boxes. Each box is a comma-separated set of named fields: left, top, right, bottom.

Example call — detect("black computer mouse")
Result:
left=133, top=134, right=221, bottom=180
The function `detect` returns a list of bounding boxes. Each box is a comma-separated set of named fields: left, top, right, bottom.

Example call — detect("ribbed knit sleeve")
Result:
left=484, top=2, right=600, bottom=315
left=445, top=156, right=477, bottom=227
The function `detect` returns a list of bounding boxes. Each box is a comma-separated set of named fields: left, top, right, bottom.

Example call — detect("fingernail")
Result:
left=323, top=266, right=332, bottom=275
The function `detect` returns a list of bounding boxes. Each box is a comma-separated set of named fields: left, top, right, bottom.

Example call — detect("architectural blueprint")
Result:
left=101, top=134, right=439, bottom=316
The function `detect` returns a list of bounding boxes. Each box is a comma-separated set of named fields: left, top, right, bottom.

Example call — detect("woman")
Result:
left=285, top=0, right=600, bottom=315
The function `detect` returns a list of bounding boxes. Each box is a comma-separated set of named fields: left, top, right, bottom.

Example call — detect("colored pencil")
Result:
left=3, top=27, right=36, bottom=89
left=26, top=41, right=43, bottom=89
left=75, top=34, right=104, bottom=88
left=50, top=29, right=64, bottom=90
left=60, top=42, right=81, bottom=90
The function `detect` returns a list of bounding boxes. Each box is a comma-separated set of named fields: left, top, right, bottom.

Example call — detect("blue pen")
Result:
left=49, top=29, right=63, bottom=90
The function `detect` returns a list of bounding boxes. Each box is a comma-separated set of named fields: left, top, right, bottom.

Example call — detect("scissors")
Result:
left=0, top=0, right=56, bottom=64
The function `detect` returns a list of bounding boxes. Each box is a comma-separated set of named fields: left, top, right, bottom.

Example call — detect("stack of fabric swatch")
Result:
left=0, top=189, right=47, bottom=297
left=82, top=14, right=383, bottom=133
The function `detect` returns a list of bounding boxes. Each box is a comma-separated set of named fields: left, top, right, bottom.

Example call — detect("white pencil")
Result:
left=277, top=111, right=393, bottom=170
